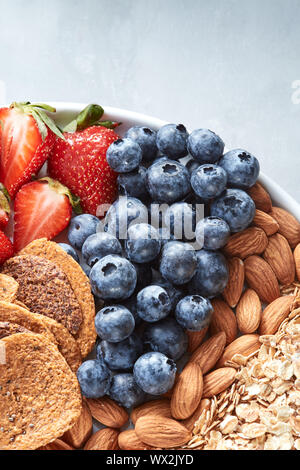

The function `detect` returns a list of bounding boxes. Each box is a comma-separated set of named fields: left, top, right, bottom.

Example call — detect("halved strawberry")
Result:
left=0, top=184, right=10, bottom=230
left=0, top=102, right=64, bottom=197
left=0, top=230, right=13, bottom=264
left=13, top=177, right=81, bottom=252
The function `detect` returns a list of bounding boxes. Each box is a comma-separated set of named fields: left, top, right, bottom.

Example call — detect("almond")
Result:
left=135, top=416, right=192, bottom=448
left=294, top=244, right=300, bottom=281
left=86, top=396, right=128, bottom=428
left=131, top=399, right=172, bottom=424
left=39, top=439, right=74, bottom=450
left=236, top=289, right=262, bottom=334
left=118, top=430, right=156, bottom=450
left=222, top=257, right=244, bottom=308
left=202, top=368, right=236, bottom=397
left=259, top=295, right=295, bottom=335
left=182, top=398, right=211, bottom=431
left=210, top=299, right=238, bottom=345
left=270, top=207, right=300, bottom=249
left=244, top=255, right=280, bottom=303
left=248, top=182, right=272, bottom=213
left=171, top=362, right=203, bottom=420
left=190, top=331, right=226, bottom=374
left=84, top=428, right=119, bottom=450
left=187, top=327, right=208, bottom=353
left=252, top=209, right=279, bottom=236
left=217, top=334, right=261, bottom=367
left=62, top=399, right=93, bottom=449
left=263, top=233, right=296, bottom=286
left=223, top=227, right=268, bottom=259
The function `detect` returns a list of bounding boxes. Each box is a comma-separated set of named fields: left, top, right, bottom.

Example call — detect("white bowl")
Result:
left=48, top=102, right=300, bottom=220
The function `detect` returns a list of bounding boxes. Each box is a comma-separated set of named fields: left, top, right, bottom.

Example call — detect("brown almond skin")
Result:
left=187, top=328, right=208, bottom=353
left=182, top=398, right=211, bottom=431
left=294, top=244, right=300, bottom=281
left=86, top=396, right=128, bottom=428
left=223, top=227, right=268, bottom=259
left=202, top=368, right=236, bottom=397
left=210, top=299, right=238, bottom=345
left=236, top=289, right=262, bottom=334
left=62, top=399, right=93, bottom=449
left=135, top=416, right=192, bottom=449
left=252, top=210, right=279, bottom=236
left=217, top=334, right=261, bottom=368
left=118, top=430, right=156, bottom=450
left=244, top=255, right=280, bottom=304
left=190, top=331, right=226, bottom=374
left=270, top=207, right=300, bottom=249
left=222, top=257, right=244, bottom=308
left=171, top=362, right=203, bottom=420
left=84, top=428, right=119, bottom=450
left=263, top=233, right=296, bottom=286
left=259, top=295, right=295, bottom=335
left=248, top=183, right=272, bottom=213
left=131, top=399, right=172, bottom=425
left=39, top=439, right=74, bottom=450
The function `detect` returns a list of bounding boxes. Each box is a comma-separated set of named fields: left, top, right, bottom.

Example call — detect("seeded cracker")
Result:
left=0, top=333, right=82, bottom=450
left=0, top=273, right=19, bottom=302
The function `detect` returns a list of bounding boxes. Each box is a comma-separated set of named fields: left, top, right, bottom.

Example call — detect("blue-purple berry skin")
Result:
left=95, top=304, right=135, bottom=343
left=109, top=373, right=146, bottom=408
left=106, top=138, right=142, bottom=173
left=133, top=352, right=177, bottom=395
left=156, top=123, right=189, bottom=160
left=77, top=359, right=112, bottom=399
left=187, top=128, right=224, bottom=164
left=175, top=295, right=213, bottom=331
left=159, top=241, right=197, bottom=286
left=189, top=249, right=229, bottom=299
left=195, top=216, right=230, bottom=250
left=191, top=164, right=227, bottom=199
left=218, top=149, right=260, bottom=189
left=125, top=126, right=158, bottom=162
left=97, top=334, right=143, bottom=370
left=137, top=285, right=171, bottom=322
left=143, top=317, right=188, bottom=360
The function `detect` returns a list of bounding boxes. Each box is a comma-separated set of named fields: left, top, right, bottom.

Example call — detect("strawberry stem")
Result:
left=63, top=104, right=105, bottom=132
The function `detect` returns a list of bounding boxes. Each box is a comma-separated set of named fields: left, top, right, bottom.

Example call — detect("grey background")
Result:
left=0, top=0, right=299, bottom=201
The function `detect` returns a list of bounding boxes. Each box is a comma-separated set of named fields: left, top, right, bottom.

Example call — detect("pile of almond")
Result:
left=41, top=182, right=300, bottom=451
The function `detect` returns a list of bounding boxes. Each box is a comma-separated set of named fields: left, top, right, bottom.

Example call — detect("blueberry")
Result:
left=58, top=243, right=79, bottom=262
left=68, top=214, right=102, bottom=250
left=164, top=202, right=196, bottom=242
left=160, top=241, right=197, bottom=286
left=109, top=373, right=146, bottom=408
left=187, top=129, right=224, bottom=164
left=95, top=304, right=135, bottom=342
left=152, top=276, right=184, bottom=310
left=185, top=158, right=200, bottom=175
left=175, top=295, right=213, bottom=331
left=117, top=166, right=148, bottom=201
left=90, top=254, right=137, bottom=300
left=146, top=159, right=191, bottom=204
left=218, top=149, right=260, bottom=189
left=136, top=285, right=171, bottom=322
left=133, top=352, right=177, bottom=395
left=104, top=196, right=148, bottom=239
left=156, top=124, right=188, bottom=160
left=82, top=232, right=122, bottom=267
left=210, top=188, right=256, bottom=233
left=76, top=359, right=112, bottom=398
left=106, top=138, right=142, bottom=173
left=97, top=334, right=143, bottom=370
left=143, top=318, right=188, bottom=360
left=195, top=216, right=230, bottom=250
left=125, top=126, right=158, bottom=161
left=125, top=223, right=161, bottom=264
left=189, top=250, right=229, bottom=298
left=191, top=164, right=227, bottom=199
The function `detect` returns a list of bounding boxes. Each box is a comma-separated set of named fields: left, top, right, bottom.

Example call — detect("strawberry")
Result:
left=0, top=184, right=10, bottom=230
left=13, top=177, right=81, bottom=252
left=0, top=102, right=64, bottom=198
left=48, top=104, right=120, bottom=215
left=0, top=230, right=13, bottom=264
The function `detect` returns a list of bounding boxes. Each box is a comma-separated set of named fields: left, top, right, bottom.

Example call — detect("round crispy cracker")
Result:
left=0, top=273, right=19, bottom=302
left=0, top=333, right=82, bottom=450
left=19, top=239, right=96, bottom=357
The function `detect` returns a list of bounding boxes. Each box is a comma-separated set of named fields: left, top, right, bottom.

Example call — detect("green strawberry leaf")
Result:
left=63, top=104, right=104, bottom=132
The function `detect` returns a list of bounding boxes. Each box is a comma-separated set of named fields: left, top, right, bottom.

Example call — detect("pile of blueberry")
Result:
left=62, top=123, right=260, bottom=409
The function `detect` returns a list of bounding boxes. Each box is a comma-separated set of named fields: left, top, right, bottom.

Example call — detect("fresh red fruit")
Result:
left=0, top=102, right=64, bottom=197
left=13, top=177, right=81, bottom=252
left=0, top=184, right=10, bottom=230
left=48, top=126, right=119, bottom=215
left=0, top=230, right=13, bottom=264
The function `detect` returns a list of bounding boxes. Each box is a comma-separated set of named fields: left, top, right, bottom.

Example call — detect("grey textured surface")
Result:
left=0, top=0, right=299, bottom=202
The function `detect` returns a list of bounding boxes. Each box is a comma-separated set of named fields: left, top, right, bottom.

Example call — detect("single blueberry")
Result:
left=97, top=334, right=143, bottom=370
left=76, top=359, right=112, bottom=399
left=106, top=138, right=142, bottom=173
left=164, top=202, right=196, bottom=242
left=156, top=123, right=188, bottom=160
left=175, top=295, right=213, bottom=331
left=117, top=166, right=149, bottom=201
left=143, top=317, right=188, bottom=360
left=187, top=128, right=224, bottom=164
left=104, top=196, right=148, bottom=239
left=125, top=126, right=158, bottom=161
left=133, top=352, right=177, bottom=395
left=191, top=164, right=227, bottom=199
left=89, top=254, right=137, bottom=300
left=136, top=285, right=171, bottom=322
left=58, top=243, right=79, bottom=263
left=68, top=214, right=102, bottom=250
left=160, top=241, right=197, bottom=286
left=218, top=149, right=260, bottom=189
left=95, top=304, right=135, bottom=342
left=125, top=223, right=161, bottom=264
left=109, top=373, right=146, bottom=408
left=195, top=216, right=230, bottom=250
left=82, top=232, right=122, bottom=267
left=210, top=188, right=256, bottom=233
left=189, top=250, right=229, bottom=298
